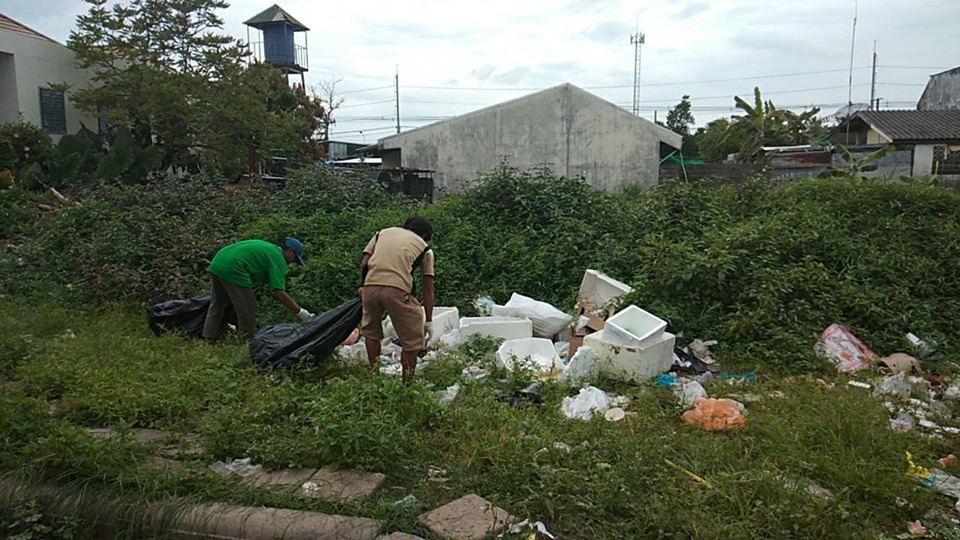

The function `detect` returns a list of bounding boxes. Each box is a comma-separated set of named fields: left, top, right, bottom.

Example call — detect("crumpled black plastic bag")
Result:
left=250, top=297, right=363, bottom=370
left=147, top=291, right=235, bottom=338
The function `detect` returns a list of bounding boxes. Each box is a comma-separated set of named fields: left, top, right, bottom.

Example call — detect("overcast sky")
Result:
left=4, top=0, right=959, bottom=144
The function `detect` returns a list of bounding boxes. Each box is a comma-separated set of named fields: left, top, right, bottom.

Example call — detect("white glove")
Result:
left=424, top=321, right=434, bottom=343
left=298, top=308, right=315, bottom=322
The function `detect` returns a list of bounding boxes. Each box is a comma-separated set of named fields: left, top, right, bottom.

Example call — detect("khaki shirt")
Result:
left=363, top=227, right=435, bottom=292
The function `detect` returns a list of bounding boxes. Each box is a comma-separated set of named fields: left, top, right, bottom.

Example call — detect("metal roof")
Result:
left=243, top=4, right=309, bottom=31
left=847, top=110, right=960, bottom=143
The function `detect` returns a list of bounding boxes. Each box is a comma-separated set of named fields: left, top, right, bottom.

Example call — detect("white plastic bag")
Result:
left=493, top=293, right=573, bottom=337
left=438, top=383, right=461, bottom=406
left=679, top=381, right=708, bottom=408
left=561, top=385, right=611, bottom=420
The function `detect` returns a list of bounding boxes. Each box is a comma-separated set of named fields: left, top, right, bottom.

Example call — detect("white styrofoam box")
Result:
left=496, top=337, right=565, bottom=379
left=578, top=269, right=634, bottom=310
left=381, top=306, right=459, bottom=348
left=426, top=307, right=459, bottom=348
left=602, top=305, right=667, bottom=348
left=460, top=316, right=533, bottom=341
left=584, top=331, right=675, bottom=383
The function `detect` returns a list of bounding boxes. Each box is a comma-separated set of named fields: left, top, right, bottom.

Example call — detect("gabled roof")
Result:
left=378, top=83, right=682, bottom=149
left=243, top=4, right=309, bottom=31
left=841, top=110, right=960, bottom=143
left=0, top=13, right=59, bottom=43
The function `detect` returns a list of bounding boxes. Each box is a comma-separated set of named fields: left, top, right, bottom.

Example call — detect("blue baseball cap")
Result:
left=282, top=236, right=305, bottom=265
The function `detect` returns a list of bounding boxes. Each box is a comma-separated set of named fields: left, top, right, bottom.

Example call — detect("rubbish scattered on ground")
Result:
left=502, top=518, right=557, bottom=540
left=560, top=346, right=600, bottom=384
left=209, top=457, right=263, bottom=477
left=688, top=339, right=718, bottom=365
left=462, top=365, right=490, bottom=380
left=681, top=398, right=747, bottom=431
left=890, top=413, right=916, bottom=432
left=906, top=332, right=934, bottom=355
left=576, top=269, right=634, bottom=316
left=426, top=465, right=448, bottom=483
left=552, top=442, right=572, bottom=453
left=393, top=494, right=418, bottom=507
left=603, top=305, right=668, bottom=348
left=779, top=476, right=834, bottom=500
left=460, top=316, right=532, bottom=341
left=679, top=380, right=708, bottom=408
left=663, top=458, right=713, bottom=488
left=816, top=378, right=835, bottom=391
left=496, top=338, right=564, bottom=379
left=906, top=520, right=927, bottom=536
left=561, top=386, right=611, bottom=420
left=874, top=372, right=913, bottom=400
left=604, top=407, right=626, bottom=422
left=492, top=293, right=573, bottom=337
left=498, top=383, right=544, bottom=409
left=716, top=372, right=757, bottom=385
left=817, top=323, right=877, bottom=372
left=939, top=454, right=957, bottom=468
left=337, top=342, right=367, bottom=363
left=879, top=353, right=919, bottom=375
left=906, top=452, right=960, bottom=508
left=438, top=329, right=462, bottom=350
left=848, top=381, right=872, bottom=389
left=438, top=384, right=461, bottom=406
left=427, top=307, right=461, bottom=348
left=554, top=341, right=569, bottom=358
left=584, top=330, right=676, bottom=383
left=673, top=347, right=714, bottom=375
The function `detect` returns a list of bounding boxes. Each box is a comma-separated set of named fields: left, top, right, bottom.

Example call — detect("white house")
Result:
left=0, top=13, right=96, bottom=138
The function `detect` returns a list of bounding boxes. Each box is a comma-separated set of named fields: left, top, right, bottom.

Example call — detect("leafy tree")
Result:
left=666, top=95, right=695, bottom=136
left=818, top=143, right=895, bottom=180
left=67, top=0, right=317, bottom=177
left=690, top=118, right=740, bottom=163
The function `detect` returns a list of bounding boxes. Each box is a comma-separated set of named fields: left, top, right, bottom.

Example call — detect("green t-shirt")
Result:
left=207, top=240, right=288, bottom=290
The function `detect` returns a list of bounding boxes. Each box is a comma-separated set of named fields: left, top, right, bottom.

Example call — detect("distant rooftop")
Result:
left=0, top=13, right=59, bottom=43
left=850, top=110, right=960, bottom=142
left=243, top=4, right=309, bottom=31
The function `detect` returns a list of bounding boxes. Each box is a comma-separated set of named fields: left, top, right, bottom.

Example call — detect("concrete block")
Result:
left=419, top=494, right=516, bottom=540
left=246, top=467, right=318, bottom=489
left=460, top=316, right=532, bottom=341
left=167, top=503, right=380, bottom=540
left=603, top=305, right=667, bottom=348
left=496, top=338, right=564, bottom=379
left=584, top=330, right=675, bottom=383
left=301, top=466, right=386, bottom=503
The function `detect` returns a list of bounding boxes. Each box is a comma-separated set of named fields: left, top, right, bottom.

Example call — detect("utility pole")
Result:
left=845, top=0, right=858, bottom=144
left=395, top=66, right=401, bottom=134
left=630, top=31, right=645, bottom=116
left=869, top=41, right=877, bottom=110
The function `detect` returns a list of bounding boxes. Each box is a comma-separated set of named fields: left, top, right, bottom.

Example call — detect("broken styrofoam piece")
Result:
left=578, top=269, right=634, bottom=312
left=337, top=342, right=368, bottom=363
left=438, top=329, right=462, bottom=350
left=426, top=307, right=460, bottom=349
left=874, top=372, right=913, bottom=400
left=460, top=316, right=533, bottom=341
left=491, top=293, right=572, bottom=337
left=473, top=296, right=495, bottom=316
left=561, top=386, right=611, bottom=420
left=496, top=338, right=564, bottom=378
left=603, top=305, right=668, bottom=348
left=584, top=331, right=676, bottom=383
left=209, top=458, right=263, bottom=477
left=438, top=384, right=461, bottom=406
left=561, top=346, right=601, bottom=384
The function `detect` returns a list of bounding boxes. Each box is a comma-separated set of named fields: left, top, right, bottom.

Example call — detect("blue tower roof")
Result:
left=244, top=4, right=309, bottom=32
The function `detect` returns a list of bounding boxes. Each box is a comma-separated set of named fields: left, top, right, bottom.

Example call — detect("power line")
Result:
left=339, top=100, right=394, bottom=108
left=338, top=85, right=393, bottom=95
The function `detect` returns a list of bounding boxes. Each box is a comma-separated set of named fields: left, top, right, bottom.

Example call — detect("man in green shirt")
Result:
left=202, top=237, right=315, bottom=342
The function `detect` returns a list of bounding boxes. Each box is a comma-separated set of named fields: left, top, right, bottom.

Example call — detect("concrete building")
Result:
left=918, top=66, right=960, bottom=111
left=370, top=83, right=682, bottom=195
left=0, top=14, right=96, bottom=138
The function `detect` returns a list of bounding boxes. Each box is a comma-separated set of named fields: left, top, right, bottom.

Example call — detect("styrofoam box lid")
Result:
left=603, top=305, right=667, bottom=347
left=578, top=269, right=634, bottom=309
left=496, top=337, right=563, bottom=373
left=460, top=316, right=532, bottom=326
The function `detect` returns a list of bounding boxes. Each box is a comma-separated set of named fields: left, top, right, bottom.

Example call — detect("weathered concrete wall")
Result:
left=918, top=68, right=960, bottom=111
left=378, top=84, right=680, bottom=194
left=914, top=144, right=934, bottom=177
left=0, top=29, right=96, bottom=139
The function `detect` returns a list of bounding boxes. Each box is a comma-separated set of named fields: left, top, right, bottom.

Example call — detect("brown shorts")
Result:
left=360, top=285, right=425, bottom=352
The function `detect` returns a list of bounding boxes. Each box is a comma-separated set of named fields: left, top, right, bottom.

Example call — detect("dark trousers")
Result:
left=202, top=275, right=259, bottom=341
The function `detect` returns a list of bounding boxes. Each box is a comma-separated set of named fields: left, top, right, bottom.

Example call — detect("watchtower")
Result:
left=244, top=4, right=309, bottom=88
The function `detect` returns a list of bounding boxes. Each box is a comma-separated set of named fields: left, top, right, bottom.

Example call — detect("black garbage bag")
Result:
left=146, top=292, right=236, bottom=338
left=250, top=297, right=363, bottom=370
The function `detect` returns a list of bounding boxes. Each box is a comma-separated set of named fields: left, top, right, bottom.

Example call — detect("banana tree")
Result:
left=818, top=143, right=895, bottom=180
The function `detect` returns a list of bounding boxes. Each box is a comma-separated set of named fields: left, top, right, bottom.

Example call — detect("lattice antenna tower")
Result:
left=630, top=31, right=645, bottom=116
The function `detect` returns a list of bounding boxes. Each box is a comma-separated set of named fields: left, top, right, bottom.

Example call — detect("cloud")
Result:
left=583, top=21, right=634, bottom=45
left=674, top=2, right=710, bottom=18
left=490, top=66, right=532, bottom=85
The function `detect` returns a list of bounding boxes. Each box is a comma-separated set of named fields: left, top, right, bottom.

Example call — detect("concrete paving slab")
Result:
left=376, top=533, right=427, bottom=540
left=162, top=503, right=380, bottom=540
left=301, top=466, right=386, bottom=503
left=418, top=494, right=516, bottom=540
left=246, top=468, right=319, bottom=489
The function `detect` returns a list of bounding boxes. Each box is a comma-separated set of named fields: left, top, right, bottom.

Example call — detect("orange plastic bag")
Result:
left=681, top=398, right=747, bottom=431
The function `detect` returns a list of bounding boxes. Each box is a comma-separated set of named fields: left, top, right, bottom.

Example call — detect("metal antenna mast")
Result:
left=630, top=32, right=645, bottom=116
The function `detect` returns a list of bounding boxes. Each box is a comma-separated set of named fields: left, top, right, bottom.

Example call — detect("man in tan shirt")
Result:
left=359, top=216, right=435, bottom=383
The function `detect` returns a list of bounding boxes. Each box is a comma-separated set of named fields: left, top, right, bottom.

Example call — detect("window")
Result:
left=38, top=87, right=66, bottom=134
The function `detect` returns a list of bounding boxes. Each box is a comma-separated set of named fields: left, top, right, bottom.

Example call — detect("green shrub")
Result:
left=0, top=120, right=54, bottom=189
